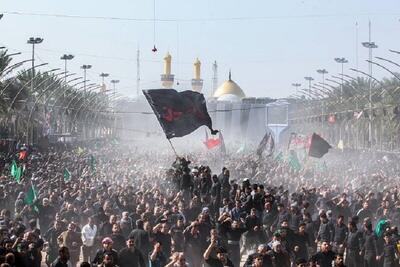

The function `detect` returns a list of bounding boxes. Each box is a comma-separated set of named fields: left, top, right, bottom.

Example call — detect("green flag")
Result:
left=15, top=166, right=22, bottom=183
left=288, top=152, right=302, bottom=172
left=11, top=160, right=22, bottom=183
left=274, top=151, right=284, bottom=163
left=89, top=154, right=96, bottom=171
left=10, top=160, right=17, bottom=177
left=24, top=183, right=38, bottom=209
left=375, top=219, right=389, bottom=237
left=63, top=168, right=71, bottom=182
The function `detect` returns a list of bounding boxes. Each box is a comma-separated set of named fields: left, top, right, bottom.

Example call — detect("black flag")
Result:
left=308, top=133, right=332, bottom=158
left=143, top=89, right=218, bottom=139
left=256, top=132, right=275, bottom=157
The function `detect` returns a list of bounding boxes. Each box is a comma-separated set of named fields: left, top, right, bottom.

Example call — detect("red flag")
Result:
left=204, top=129, right=221, bottom=149
left=19, top=150, right=27, bottom=160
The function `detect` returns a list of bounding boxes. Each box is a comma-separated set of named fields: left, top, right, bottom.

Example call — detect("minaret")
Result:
left=161, top=52, right=174, bottom=89
left=191, top=58, right=203, bottom=92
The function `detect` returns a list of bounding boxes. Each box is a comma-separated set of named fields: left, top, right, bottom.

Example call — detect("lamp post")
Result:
left=362, top=43, right=378, bottom=147
left=316, top=69, right=328, bottom=91
left=110, top=79, right=119, bottom=136
left=27, top=37, right=44, bottom=92
left=334, top=58, right=348, bottom=102
left=304, top=77, right=314, bottom=96
left=80, top=65, right=92, bottom=94
left=291, top=83, right=301, bottom=94
left=60, top=54, right=74, bottom=83
left=110, top=80, right=119, bottom=98
left=100, top=73, right=109, bottom=92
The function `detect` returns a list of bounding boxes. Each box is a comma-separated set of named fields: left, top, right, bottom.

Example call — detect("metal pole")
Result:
left=64, top=59, right=67, bottom=83
left=369, top=21, right=373, bottom=148
left=31, top=42, right=35, bottom=93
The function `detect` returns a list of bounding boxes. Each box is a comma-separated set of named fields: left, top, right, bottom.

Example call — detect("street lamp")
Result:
left=334, top=58, right=348, bottom=101
left=110, top=80, right=120, bottom=96
left=110, top=79, right=120, bottom=135
left=27, top=37, right=44, bottom=92
left=362, top=39, right=378, bottom=147
left=80, top=65, right=92, bottom=94
left=304, top=77, right=314, bottom=96
left=60, top=54, right=74, bottom=83
left=316, top=69, right=328, bottom=91
left=291, top=83, right=301, bottom=94
left=100, top=73, right=109, bottom=91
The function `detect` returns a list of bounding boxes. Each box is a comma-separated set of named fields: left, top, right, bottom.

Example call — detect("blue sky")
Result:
left=1, top=0, right=400, bottom=99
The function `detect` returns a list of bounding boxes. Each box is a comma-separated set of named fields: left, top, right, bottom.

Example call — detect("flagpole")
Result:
left=167, top=139, right=178, bottom=157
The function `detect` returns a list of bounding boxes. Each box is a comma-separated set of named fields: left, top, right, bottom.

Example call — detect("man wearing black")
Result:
left=362, top=222, right=379, bottom=267
left=293, top=223, right=310, bottom=262
left=243, top=244, right=273, bottom=267
left=203, top=236, right=234, bottom=267
left=50, top=246, right=70, bottom=267
left=118, top=237, right=146, bottom=267
left=310, top=241, right=336, bottom=267
left=333, top=215, right=348, bottom=254
left=129, top=220, right=151, bottom=263
left=344, top=221, right=363, bottom=267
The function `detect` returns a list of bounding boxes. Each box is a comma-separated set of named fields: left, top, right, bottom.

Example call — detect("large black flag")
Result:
left=308, top=133, right=332, bottom=158
left=143, top=89, right=218, bottom=139
left=256, top=132, right=275, bottom=157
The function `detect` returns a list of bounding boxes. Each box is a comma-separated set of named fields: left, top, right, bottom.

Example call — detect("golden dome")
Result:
left=213, top=71, right=245, bottom=99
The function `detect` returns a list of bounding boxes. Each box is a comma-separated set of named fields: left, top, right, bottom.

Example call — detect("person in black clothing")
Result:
left=333, top=215, right=348, bottom=254
left=378, top=232, right=399, bottom=267
left=295, top=258, right=308, bottom=267
left=310, top=241, right=336, bottom=267
left=262, top=201, right=278, bottom=239
left=362, top=222, right=379, bottom=267
left=170, top=218, right=185, bottom=252
left=210, top=175, right=221, bottom=209
left=316, top=213, right=335, bottom=245
left=92, top=237, right=119, bottom=266
left=203, top=239, right=234, bottom=267
left=219, top=168, right=231, bottom=201
left=44, top=220, right=65, bottom=265
left=50, top=246, right=70, bottom=267
left=334, top=254, right=346, bottom=267
left=268, top=241, right=290, bottom=267
left=183, top=222, right=203, bottom=267
left=99, top=215, right=117, bottom=240
left=149, top=242, right=167, bottom=267
left=153, top=223, right=172, bottom=259
left=129, top=220, right=151, bottom=263
left=118, top=237, right=146, bottom=267
left=219, top=216, right=247, bottom=267
left=110, top=223, right=126, bottom=253
left=292, top=223, right=310, bottom=262
left=180, top=167, right=193, bottom=204
left=243, top=244, right=273, bottom=267
left=243, top=208, right=262, bottom=252
left=344, top=221, right=363, bottom=267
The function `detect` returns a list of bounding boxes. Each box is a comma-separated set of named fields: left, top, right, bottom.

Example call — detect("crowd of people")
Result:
left=0, top=139, right=399, bottom=267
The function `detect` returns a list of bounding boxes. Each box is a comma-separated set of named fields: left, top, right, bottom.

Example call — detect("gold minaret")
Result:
left=191, top=58, right=203, bottom=92
left=161, top=52, right=174, bottom=89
